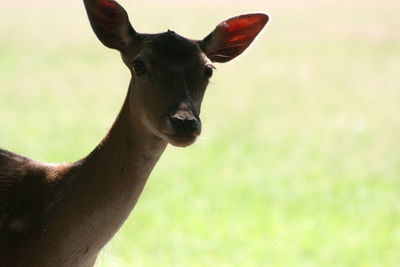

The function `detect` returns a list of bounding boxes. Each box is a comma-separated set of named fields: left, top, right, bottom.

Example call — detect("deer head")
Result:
left=83, top=0, right=268, bottom=147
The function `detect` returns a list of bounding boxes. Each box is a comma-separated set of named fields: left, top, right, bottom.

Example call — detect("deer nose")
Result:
left=168, top=110, right=201, bottom=136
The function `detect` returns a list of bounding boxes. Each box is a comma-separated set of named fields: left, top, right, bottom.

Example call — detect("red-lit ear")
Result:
left=201, top=13, right=269, bottom=63
left=83, top=0, right=137, bottom=52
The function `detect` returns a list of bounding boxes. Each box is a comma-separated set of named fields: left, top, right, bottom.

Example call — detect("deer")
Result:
left=0, top=0, right=268, bottom=266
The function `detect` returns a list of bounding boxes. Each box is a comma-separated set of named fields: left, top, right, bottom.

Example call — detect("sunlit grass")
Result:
left=1, top=0, right=399, bottom=266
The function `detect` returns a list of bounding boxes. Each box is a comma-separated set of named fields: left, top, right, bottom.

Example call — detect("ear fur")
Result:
left=201, top=13, right=269, bottom=62
left=83, top=0, right=136, bottom=52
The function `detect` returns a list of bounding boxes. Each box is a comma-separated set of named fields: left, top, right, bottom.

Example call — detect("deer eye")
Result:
left=133, top=59, right=147, bottom=76
left=204, top=64, right=215, bottom=78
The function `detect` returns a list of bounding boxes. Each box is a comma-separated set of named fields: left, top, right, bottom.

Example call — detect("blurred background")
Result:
left=0, top=0, right=399, bottom=266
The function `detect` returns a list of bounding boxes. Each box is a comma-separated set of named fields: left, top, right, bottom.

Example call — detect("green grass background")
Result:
left=1, top=0, right=399, bottom=266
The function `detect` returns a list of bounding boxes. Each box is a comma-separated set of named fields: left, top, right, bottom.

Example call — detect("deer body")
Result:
left=0, top=1, right=268, bottom=266
left=0, top=94, right=167, bottom=266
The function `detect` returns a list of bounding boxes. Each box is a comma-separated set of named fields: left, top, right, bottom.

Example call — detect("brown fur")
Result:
left=0, top=1, right=267, bottom=266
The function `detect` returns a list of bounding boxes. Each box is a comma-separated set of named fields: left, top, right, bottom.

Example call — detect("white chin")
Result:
left=165, top=134, right=197, bottom=147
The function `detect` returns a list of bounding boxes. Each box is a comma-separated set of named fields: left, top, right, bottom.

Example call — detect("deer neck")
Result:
left=46, top=82, right=168, bottom=255
left=83, top=84, right=167, bottom=187
left=81, top=80, right=167, bottom=201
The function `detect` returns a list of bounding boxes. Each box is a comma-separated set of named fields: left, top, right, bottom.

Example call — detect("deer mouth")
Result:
left=159, top=113, right=202, bottom=147
left=163, top=133, right=199, bottom=147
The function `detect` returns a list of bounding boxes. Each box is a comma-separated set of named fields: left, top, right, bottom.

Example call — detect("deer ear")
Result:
left=201, top=13, right=269, bottom=63
left=83, top=0, right=136, bottom=52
